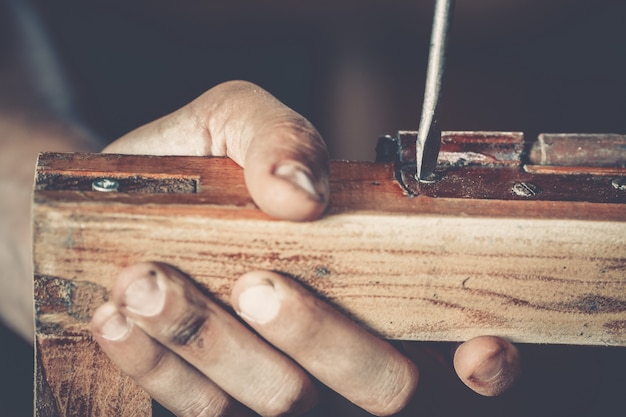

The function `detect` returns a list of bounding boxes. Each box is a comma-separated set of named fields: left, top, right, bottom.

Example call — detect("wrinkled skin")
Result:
left=90, top=81, right=521, bottom=416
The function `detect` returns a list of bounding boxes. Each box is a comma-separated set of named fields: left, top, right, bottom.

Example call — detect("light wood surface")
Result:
left=33, top=152, right=626, bottom=416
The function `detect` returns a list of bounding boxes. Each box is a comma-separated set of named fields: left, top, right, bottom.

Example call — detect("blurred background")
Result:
left=1, top=0, right=625, bottom=416
left=10, top=0, right=626, bottom=159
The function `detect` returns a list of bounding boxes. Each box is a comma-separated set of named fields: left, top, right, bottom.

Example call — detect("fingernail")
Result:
left=124, top=270, right=165, bottom=317
left=100, top=305, right=131, bottom=341
left=274, top=163, right=321, bottom=201
left=470, top=350, right=505, bottom=382
left=237, top=283, right=281, bottom=324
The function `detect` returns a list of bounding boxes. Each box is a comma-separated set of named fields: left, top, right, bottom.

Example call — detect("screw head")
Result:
left=92, top=178, right=119, bottom=192
left=611, top=177, right=626, bottom=191
left=512, top=182, right=541, bottom=197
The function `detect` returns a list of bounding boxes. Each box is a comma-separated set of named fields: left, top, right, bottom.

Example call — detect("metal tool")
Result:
left=415, top=0, right=455, bottom=182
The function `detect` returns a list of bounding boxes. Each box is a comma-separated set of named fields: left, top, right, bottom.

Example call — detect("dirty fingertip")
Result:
left=91, top=302, right=132, bottom=342
left=231, top=271, right=285, bottom=325
left=453, top=336, right=521, bottom=396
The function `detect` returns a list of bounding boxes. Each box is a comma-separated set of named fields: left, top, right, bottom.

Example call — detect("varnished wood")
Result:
left=33, top=151, right=626, bottom=416
left=529, top=133, right=626, bottom=167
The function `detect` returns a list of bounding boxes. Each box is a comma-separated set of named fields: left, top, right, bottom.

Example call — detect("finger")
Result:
left=107, top=262, right=319, bottom=417
left=103, top=80, right=329, bottom=221
left=453, top=336, right=521, bottom=396
left=231, top=271, right=419, bottom=417
left=91, top=302, right=253, bottom=417
left=400, top=341, right=518, bottom=416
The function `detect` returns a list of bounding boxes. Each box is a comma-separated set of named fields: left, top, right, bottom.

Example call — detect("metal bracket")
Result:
left=377, top=131, right=626, bottom=204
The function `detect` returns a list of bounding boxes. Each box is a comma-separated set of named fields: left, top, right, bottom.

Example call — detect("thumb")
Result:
left=104, top=80, right=329, bottom=221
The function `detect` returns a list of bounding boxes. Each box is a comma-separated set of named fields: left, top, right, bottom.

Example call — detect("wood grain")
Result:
left=33, top=152, right=626, bottom=416
left=35, top=336, right=149, bottom=417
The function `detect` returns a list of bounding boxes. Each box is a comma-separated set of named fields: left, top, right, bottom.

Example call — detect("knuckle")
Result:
left=365, top=361, right=419, bottom=416
left=177, top=395, right=234, bottom=417
left=258, top=378, right=317, bottom=417
left=168, top=312, right=208, bottom=347
left=127, top=346, right=169, bottom=381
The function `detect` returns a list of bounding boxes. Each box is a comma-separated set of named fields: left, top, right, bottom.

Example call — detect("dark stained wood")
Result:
left=395, top=131, right=524, bottom=166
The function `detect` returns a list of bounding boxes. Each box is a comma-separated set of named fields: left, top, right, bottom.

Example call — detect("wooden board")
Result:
left=33, top=151, right=626, bottom=416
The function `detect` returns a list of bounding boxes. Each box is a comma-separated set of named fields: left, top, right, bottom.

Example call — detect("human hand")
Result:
left=91, top=81, right=520, bottom=416
left=92, top=262, right=521, bottom=416
left=103, top=80, right=329, bottom=222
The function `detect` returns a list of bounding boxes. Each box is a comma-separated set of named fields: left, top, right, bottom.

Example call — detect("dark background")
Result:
left=23, top=0, right=626, bottom=159
left=1, top=0, right=625, bottom=416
